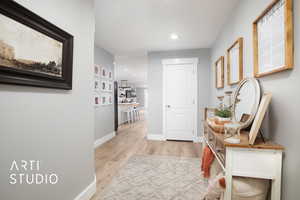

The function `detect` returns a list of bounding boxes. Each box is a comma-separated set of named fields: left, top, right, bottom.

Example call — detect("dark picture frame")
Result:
left=0, top=1, right=73, bottom=89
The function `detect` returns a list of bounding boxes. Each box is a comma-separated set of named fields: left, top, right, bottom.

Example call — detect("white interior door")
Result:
left=163, top=58, right=198, bottom=141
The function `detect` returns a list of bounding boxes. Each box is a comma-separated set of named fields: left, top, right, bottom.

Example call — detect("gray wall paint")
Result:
left=210, top=0, right=300, bottom=199
left=147, top=49, right=211, bottom=137
left=94, top=46, right=115, bottom=140
left=136, top=88, right=146, bottom=107
left=0, top=0, right=95, bottom=200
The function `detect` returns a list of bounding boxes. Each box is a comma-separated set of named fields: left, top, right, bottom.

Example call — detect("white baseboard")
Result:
left=194, top=136, right=203, bottom=143
left=147, top=134, right=166, bottom=141
left=94, top=131, right=116, bottom=149
left=74, top=175, right=96, bottom=200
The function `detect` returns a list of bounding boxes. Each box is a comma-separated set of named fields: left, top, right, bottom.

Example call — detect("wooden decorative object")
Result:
left=249, top=93, right=272, bottom=145
left=227, top=38, right=243, bottom=85
left=204, top=107, right=217, bottom=120
left=215, top=56, right=224, bottom=89
left=206, top=117, right=228, bottom=133
left=253, top=0, right=294, bottom=78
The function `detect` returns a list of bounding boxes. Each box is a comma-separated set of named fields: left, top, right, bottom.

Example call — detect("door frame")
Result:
left=162, top=58, right=199, bottom=142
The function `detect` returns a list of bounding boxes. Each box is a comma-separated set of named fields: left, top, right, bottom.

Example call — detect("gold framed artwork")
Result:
left=215, top=56, right=224, bottom=89
left=227, top=38, right=243, bottom=85
left=253, top=0, right=294, bottom=78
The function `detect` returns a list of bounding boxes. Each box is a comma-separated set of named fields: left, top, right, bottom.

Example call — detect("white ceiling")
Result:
left=95, top=0, right=239, bottom=56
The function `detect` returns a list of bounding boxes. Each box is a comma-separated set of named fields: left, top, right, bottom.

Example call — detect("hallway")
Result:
left=92, top=120, right=202, bottom=199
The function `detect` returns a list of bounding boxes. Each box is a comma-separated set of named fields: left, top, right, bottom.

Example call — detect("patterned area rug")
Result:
left=99, top=155, right=207, bottom=200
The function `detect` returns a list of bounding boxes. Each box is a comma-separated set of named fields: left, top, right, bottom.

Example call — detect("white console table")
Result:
left=203, top=122, right=284, bottom=200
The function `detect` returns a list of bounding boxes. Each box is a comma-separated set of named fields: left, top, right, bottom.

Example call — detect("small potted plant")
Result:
left=215, top=94, right=232, bottom=122
left=215, top=108, right=232, bottom=122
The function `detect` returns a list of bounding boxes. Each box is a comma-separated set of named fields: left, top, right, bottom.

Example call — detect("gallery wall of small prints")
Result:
left=94, top=65, right=113, bottom=107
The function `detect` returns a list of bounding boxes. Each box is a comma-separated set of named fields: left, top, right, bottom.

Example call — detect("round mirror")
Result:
left=233, top=78, right=261, bottom=129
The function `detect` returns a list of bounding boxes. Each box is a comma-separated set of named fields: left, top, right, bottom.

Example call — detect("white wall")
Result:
left=147, top=49, right=211, bottom=137
left=210, top=0, right=300, bottom=199
left=94, top=46, right=115, bottom=141
left=0, top=0, right=95, bottom=199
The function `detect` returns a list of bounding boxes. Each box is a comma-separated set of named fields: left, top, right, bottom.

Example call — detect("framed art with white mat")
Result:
left=94, top=79, right=100, bottom=92
left=108, top=69, right=113, bottom=80
left=94, top=93, right=100, bottom=107
left=100, top=93, right=107, bottom=106
left=253, top=0, right=293, bottom=78
left=94, top=65, right=100, bottom=78
left=227, top=38, right=243, bottom=85
left=249, top=93, right=272, bottom=145
left=100, top=66, right=108, bottom=79
left=100, top=80, right=108, bottom=92
left=215, top=56, right=224, bottom=89
left=108, top=94, right=113, bottom=105
left=108, top=81, right=113, bottom=92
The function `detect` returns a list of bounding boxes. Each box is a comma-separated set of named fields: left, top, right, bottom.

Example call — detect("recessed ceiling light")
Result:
left=170, top=33, right=179, bottom=40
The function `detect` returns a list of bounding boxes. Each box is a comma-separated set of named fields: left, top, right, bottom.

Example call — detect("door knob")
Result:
left=166, top=105, right=171, bottom=108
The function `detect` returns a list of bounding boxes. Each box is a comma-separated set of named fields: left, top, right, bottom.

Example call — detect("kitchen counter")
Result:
left=118, top=103, right=139, bottom=125
left=118, top=102, right=139, bottom=106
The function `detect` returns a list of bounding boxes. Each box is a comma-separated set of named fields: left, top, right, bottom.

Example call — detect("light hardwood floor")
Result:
left=91, top=119, right=202, bottom=199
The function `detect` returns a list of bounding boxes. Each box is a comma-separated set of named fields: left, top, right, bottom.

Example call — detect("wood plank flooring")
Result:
left=91, top=119, right=202, bottom=200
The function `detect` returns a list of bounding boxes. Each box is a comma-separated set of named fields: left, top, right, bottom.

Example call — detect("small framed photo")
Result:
left=108, top=81, right=113, bottom=92
left=108, top=70, right=113, bottom=80
left=100, top=93, right=107, bottom=106
left=94, top=94, right=100, bottom=107
left=108, top=94, right=113, bottom=105
left=100, top=66, right=108, bottom=79
left=94, top=65, right=100, bottom=77
left=101, top=80, right=108, bottom=92
left=94, top=79, right=100, bottom=92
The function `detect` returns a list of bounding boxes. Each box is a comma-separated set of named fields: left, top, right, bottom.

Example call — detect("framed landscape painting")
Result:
left=0, top=1, right=73, bottom=89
